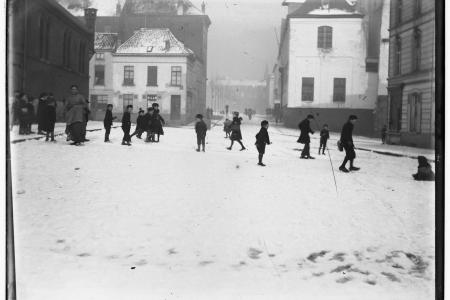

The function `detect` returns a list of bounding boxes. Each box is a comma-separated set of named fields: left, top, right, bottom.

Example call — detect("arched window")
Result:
left=317, top=26, right=332, bottom=49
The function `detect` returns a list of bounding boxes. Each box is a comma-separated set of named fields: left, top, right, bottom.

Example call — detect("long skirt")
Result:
left=70, top=122, right=84, bottom=143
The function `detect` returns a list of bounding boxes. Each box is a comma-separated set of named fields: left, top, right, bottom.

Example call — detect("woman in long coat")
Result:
left=297, top=114, right=315, bottom=159
left=227, top=112, right=246, bottom=151
left=65, top=91, right=88, bottom=145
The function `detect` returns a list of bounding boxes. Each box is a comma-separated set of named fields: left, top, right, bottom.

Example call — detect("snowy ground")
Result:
left=11, top=116, right=435, bottom=300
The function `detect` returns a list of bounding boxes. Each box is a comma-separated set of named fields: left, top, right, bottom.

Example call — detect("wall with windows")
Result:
left=110, top=55, right=189, bottom=122
left=287, top=17, right=375, bottom=110
left=10, top=0, right=93, bottom=121
left=89, top=51, right=116, bottom=120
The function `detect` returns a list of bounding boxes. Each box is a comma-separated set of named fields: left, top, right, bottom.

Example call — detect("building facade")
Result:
left=8, top=0, right=95, bottom=119
left=386, top=0, right=435, bottom=148
left=89, top=28, right=202, bottom=123
left=277, top=0, right=389, bottom=136
left=89, top=0, right=210, bottom=121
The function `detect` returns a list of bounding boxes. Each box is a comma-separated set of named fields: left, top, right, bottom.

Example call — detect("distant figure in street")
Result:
left=318, top=124, right=330, bottom=155
left=25, top=97, right=36, bottom=134
left=121, top=105, right=133, bottom=146
left=151, top=109, right=165, bottom=143
left=297, top=114, right=315, bottom=159
left=103, top=104, right=116, bottom=143
left=227, top=112, right=246, bottom=151
left=43, top=94, right=57, bottom=142
left=195, top=114, right=207, bottom=152
left=381, top=125, right=387, bottom=144
left=255, top=120, right=271, bottom=166
left=339, top=115, right=360, bottom=173
left=223, top=118, right=232, bottom=138
left=248, top=109, right=253, bottom=120
left=130, top=110, right=146, bottom=140
left=412, top=156, right=435, bottom=181
left=37, top=92, right=48, bottom=135
left=17, top=93, right=28, bottom=135
left=64, top=85, right=89, bottom=146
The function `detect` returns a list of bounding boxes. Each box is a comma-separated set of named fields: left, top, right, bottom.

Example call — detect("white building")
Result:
left=278, top=0, right=380, bottom=135
left=89, top=28, right=204, bottom=123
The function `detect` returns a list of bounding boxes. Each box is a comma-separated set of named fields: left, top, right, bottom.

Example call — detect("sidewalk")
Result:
left=270, top=123, right=435, bottom=162
left=10, top=121, right=120, bottom=144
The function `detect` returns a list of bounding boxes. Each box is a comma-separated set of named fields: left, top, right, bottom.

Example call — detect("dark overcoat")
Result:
left=297, top=119, right=313, bottom=144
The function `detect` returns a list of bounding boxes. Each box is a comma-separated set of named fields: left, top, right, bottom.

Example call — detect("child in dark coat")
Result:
left=255, top=120, right=271, bottom=166
left=103, top=104, right=116, bottom=142
left=227, top=112, right=246, bottom=151
left=130, top=110, right=145, bottom=140
left=412, top=156, right=435, bottom=181
left=151, top=109, right=165, bottom=142
left=381, top=125, right=387, bottom=144
left=121, top=105, right=132, bottom=146
left=318, top=124, right=330, bottom=155
left=195, top=114, right=207, bottom=152
left=43, top=95, right=56, bottom=142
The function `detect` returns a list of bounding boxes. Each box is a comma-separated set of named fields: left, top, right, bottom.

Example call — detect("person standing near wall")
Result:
left=297, top=114, right=315, bottom=159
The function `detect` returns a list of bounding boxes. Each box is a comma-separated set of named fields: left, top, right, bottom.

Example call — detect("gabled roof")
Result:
left=288, top=0, right=362, bottom=18
left=115, top=28, right=194, bottom=56
left=94, top=33, right=118, bottom=51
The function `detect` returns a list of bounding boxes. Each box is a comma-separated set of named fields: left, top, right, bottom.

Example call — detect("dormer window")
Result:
left=146, top=46, right=154, bottom=53
left=318, top=26, right=332, bottom=49
left=165, top=40, right=171, bottom=51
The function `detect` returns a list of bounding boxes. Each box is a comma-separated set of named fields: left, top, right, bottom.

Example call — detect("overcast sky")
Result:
left=81, top=0, right=285, bottom=80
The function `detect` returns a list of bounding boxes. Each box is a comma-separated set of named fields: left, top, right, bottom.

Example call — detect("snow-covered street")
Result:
left=11, top=116, right=435, bottom=300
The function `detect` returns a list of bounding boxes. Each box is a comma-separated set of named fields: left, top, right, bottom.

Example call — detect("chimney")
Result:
left=177, top=0, right=184, bottom=15
left=84, top=8, right=97, bottom=32
left=201, top=1, right=205, bottom=14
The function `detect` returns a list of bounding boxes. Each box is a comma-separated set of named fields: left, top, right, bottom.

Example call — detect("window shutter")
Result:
left=147, top=66, right=157, bottom=86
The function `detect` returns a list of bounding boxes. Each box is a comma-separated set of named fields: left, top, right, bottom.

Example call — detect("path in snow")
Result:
left=11, top=116, right=435, bottom=300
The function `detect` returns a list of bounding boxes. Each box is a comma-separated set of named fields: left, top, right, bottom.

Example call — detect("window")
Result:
left=408, top=93, right=421, bottom=132
left=94, top=65, right=105, bottom=86
left=95, top=52, right=105, bottom=60
left=91, top=95, right=108, bottom=110
left=414, top=0, right=421, bottom=16
left=301, top=77, right=314, bottom=101
left=123, top=94, right=134, bottom=112
left=171, top=66, right=182, bottom=86
left=333, top=78, right=346, bottom=102
left=394, top=35, right=401, bottom=75
left=147, top=66, right=158, bottom=86
left=413, top=29, right=422, bottom=71
left=63, top=31, right=71, bottom=68
left=39, top=16, right=49, bottom=59
left=396, top=0, right=402, bottom=25
left=79, top=42, right=86, bottom=73
left=123, top=66, right=134, bottom=85
left=147, top=94, right=158, bottom=107
left=317, top=26, right=332, bottom=49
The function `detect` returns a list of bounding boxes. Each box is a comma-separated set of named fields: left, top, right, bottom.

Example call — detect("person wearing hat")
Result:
left=255, top=120, right=271, bottom=166
left=339, top=115, right=360, bottom=172
left=195, top=113, right=207, bottom=152
left=297, top=114, right=315, bottom=159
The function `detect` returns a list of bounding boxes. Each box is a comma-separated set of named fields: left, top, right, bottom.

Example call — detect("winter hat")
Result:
left=349, top=115, right=358, bottom=120
left=196, top=114, right=203, bottom=119
left=261, top=120, right=269, bottom=126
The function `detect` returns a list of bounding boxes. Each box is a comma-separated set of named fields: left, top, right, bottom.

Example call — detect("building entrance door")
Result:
left=170, top=95, right=181, bottom=120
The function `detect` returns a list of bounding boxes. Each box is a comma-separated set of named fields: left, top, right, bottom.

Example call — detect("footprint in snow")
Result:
left=248, top=247, right=263, bottom=259
left=307, top=250, right=329, bottom=263
left=168, top=248, right=178, bottom=255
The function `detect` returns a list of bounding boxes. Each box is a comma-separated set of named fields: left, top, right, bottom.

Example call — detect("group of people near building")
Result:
left=108, top=102, right=166, bottom=146
left=11, top=91, right=57, bottom=141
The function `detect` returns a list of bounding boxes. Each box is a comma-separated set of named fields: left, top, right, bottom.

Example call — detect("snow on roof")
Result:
left=289, top=0, right=361, bottom=17
left=94, top=33, right=118, bottom=50
left=123, top=0, right=202, bottom=15
left=115, top=28, right=194, bottom=55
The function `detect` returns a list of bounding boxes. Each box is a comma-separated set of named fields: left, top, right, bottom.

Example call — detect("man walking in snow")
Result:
left=255, top=120, right=271, bottom=166
left=195, top=114, right=207, bottom=152
left=339, top=115, right=360, bottom=173
left=297, top=114, right=315, bottom=159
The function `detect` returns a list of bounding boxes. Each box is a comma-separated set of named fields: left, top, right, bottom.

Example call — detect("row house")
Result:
left=386, top=0, right=435, bottom=148
left=89, top=28, right=203, bottom=123
left=8, top=0, right=95, bottom=120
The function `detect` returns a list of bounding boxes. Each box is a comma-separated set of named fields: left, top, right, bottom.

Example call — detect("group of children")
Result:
left=104, top=102, right=165, bottom=146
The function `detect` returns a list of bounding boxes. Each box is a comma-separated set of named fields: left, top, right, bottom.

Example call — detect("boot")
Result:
left=350, top=166, right=360, bottom=171
left=339, top=166, right=349, bottom=173
left=258, top=162, right=266, bottom=167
